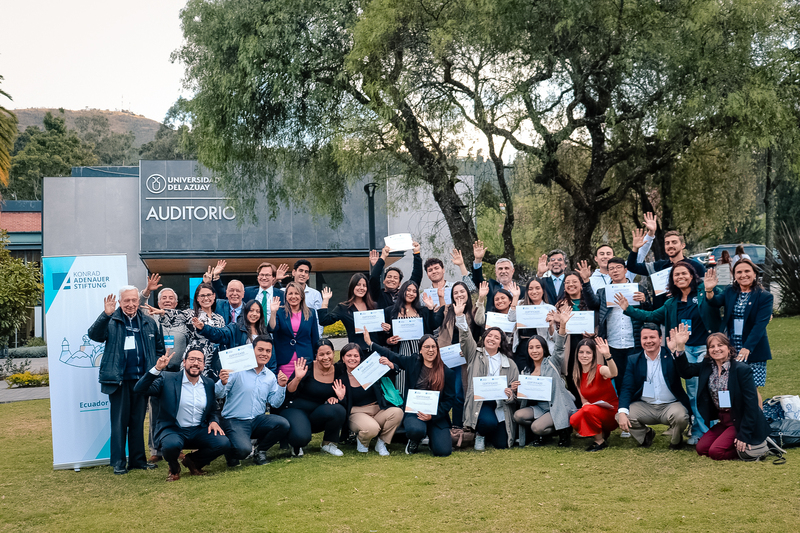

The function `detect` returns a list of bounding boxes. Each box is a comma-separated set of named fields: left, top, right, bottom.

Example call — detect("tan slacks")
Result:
left=618, top=401, right=689, bottom=445
left=349, top=404, right=403, bottom=446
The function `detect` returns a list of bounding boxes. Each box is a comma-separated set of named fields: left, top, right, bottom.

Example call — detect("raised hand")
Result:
left=321, top=287, right=333, bottom=303
left=103, top=294, right=117, bottom=316
left=421, top=292, right=435, bottom=310
left=277, top=371, right=289, bottom=387
left=576, top=260, right=592, bottom=283
left=473, top=240, right=486, bottom=263
left=631, top=228, right=646, bottom=252
left=478, top=281, right=489, bottom=300
left=212, top=260, right=227, bottom=277
left=275, top=264, right=289, bottom=283
left=704, top=268, right=718, bottom=291
left=191, top=316, right=204, bottom=330
left=332, top=379, right=346, bottom=401
left=203, top=265, right=213, bottom=283
left=537, top=254, right=548, bottom=276
left=381, top=245, right=391, bottom=260
left=362, top=327, right=372, bottom=346
left=293, top=358, right=308, bottom=381
left=219, top=369, right=230, bottom=385
left=453, top=300, right=466, bottom=316
left=270, top=296, right=281, bottom=315
left=450, top=248, right=464, bottom=266
left=558, top=309, right=573, bottom=335
left=155, top=351, right=172, bottom=371
left=369, top=249, right=380, bottom=267
left=614, top=292, right=630, bottom=311
left=412, top=240, right=421, bottom=254
left=508, top=281, right=521, bottom=299
left=146, top=273, right=162, bottom=293
left=643, top=212, right=658, bottom=236
left=595, top=337, right=611, bottom=360
left=667, top=323, right=690, bottom=352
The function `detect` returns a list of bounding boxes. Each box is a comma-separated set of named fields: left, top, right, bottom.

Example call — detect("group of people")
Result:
left=88, top=213, right=781, bottom=482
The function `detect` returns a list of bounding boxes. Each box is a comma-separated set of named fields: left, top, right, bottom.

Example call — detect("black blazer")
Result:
left=470, top=265, right=528, bottom=313
left=707, top=286, right=773, bottom=362
left=318, top=302, right=383, bottom=351
left=382, top=306, right=444, bottom=352
left=539, top=276, right=564, bottom=309
left=674, top=355, right=769, bottom=445
left=618, top=348, right=691, bottom=412
left=369, top=254, right=423, bottom=309
left=134, top=370, right=220, bottom=446
left=211, top=278, right=286, bottom=309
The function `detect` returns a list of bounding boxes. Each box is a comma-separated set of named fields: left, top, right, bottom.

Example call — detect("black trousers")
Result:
left=109, top=379, right=148, bottom=469
left=403, top=413, right=452, bottom=457
left=148, top=396, right=161, bottom=457
left=221, top=415, right=290, bottom=460
left=281, top=399, right=346, bottom=448
left=475, top=401, right=509, bottom=449
left=609, top=346, right=636, bottom=394
left=159, top=425, right=230, bottom=475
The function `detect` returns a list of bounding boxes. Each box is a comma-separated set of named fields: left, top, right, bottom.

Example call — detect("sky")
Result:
left=0, top=0, right=189, bottom=123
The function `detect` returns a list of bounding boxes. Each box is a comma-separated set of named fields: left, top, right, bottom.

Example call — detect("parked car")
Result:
left=702, top=244, right=768, bottom=269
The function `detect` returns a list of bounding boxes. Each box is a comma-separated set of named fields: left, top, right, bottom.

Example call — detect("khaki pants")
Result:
left=619, top=401, right=689, bottom=445
left=349, top=404, right=403, bottom=446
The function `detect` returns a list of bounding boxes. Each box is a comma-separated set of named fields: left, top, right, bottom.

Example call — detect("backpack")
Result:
left=769, top=419, right=800, bottom=449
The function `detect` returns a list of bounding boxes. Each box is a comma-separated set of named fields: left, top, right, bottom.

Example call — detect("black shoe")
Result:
left=405, top=440, right=420, bottom=455
left=669, top=440, right=684, bottom=450
left=132, top=462, right=157, bottom=470
left=113, top=467, right=129, bottom=475
left=558, top=429, right=572, bottom=448
left=226, top=458, right=241, bottom=467
left=640, top=427, right=655, bottom=448
left=585, top=440, right=608, bottom=452
left=529, top=435, right=546, bottom=447
left=253, top=451, right=270, bottom=465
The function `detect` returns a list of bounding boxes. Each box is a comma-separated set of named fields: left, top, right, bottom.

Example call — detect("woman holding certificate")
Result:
left=555, top=272, right=595, bottom=403
left=568, top=337, right=619, bottom=451
left=336, top=343, right=403, bottom=455
left=192, top=300, right=273, bottom=368
left=513, top=278, right=558, bottom=367
left=282, top=340, right=347, bottom=456
left=268, top=283, right=321, bottom=379
left=318, top=274, right=380, bottom=351
left=455, top=302, right=520, bottom=451
left=362, top=329, right=456, bottom=457
left=474, top=282, right=520, bottom=343
left=513, top=309, right=577, bottom=447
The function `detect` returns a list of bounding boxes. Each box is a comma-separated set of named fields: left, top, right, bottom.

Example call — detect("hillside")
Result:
left=12, top=108, right=161, bottom=147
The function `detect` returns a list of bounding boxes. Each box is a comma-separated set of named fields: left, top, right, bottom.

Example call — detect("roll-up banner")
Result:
left=43, top=254, right=128, bottom=470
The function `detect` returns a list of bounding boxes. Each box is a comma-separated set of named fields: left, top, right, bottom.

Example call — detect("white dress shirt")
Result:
left=177, top=371, right=207, bottom=428
left=643, top=354, right=677, bottom=405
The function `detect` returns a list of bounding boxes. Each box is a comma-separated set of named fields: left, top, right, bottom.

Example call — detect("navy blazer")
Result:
left=133, top=370, right=220, bottom=447
left=214, top=298, right=243, bottom=326
left=707, top=286, right=772, bottom=362
left=674, top=355, right=769, bottom=444
left=197, top=318, right=276, bottom=374
left=269, top=307, right=320, bottom=370
left=618, top=348, right=691, bottom=412
left=470, top=265, right=528, bottom=313
left=539, top=276, right=563, bottom=308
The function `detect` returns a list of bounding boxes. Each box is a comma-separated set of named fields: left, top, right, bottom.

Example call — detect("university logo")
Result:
left=146, top=174, right=167, bottom=194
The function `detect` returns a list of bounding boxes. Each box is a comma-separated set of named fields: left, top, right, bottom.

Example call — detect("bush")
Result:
left=770, top=222, right=800, bottom=315
left=8, top=346, right=47, bottom=358
left=323, top=321, right=347, bottom=338
left=0, top=357, right=31, bottom=379
left=25, top=337, right=46, bottom=347
left=6, top=371, right=49, bottom=388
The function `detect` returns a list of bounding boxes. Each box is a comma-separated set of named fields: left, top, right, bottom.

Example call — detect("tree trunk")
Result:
left=572, top=206, right=601, bottom=265
left=430, top=176, right=480, bottom=263
left=763, top=146, right=777, bottom=286
left=488, top=153, right=516, bottom=263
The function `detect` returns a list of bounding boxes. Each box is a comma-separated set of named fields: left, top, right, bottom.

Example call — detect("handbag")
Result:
left=379, top=377, right=404, bottom=407
left=776, top=395, right=800, bottom=420
left=450, top=427, right=476, bottom=448
left=763, top=397, right=785, bottom=422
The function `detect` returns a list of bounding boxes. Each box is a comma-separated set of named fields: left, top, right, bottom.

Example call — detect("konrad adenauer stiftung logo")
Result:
left=146, top=174, right=167, bottom=194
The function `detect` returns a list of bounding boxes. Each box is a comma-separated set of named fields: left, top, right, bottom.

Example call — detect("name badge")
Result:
left=124, top=336, right=136, bottom=351
left=733, top=319, right=744, bottom=336
left=680, top=319, right=692, bottom=334
left=643, top=381, right=655, bottom=399
left=718, top=390, right=732, bottom=408
left=164, top=335, right=175, bottom=349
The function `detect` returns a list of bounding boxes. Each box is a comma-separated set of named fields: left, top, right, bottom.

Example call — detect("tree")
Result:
left=73, top=114, right=136, bottom=165
left=139, top=100, right=197, bottom=160
left=0, top=76, right=16, bottom=186
left=0, top=230, right=43, bottom=348
left=1, top=112, right=96, bottom=200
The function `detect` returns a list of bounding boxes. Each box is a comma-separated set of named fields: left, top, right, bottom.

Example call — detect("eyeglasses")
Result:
left=198, top=294, right=215, bottom=300
left=257, top=274, right=273, bottom=279
left=185, top=357, right=204, bottom=364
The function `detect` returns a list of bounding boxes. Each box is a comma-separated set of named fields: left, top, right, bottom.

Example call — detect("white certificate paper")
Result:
left=566, top=311, right=595, bottom=334
left=353, top=309, right=385, bottom=333
left=517, top=375, right=553, bottom=401
left=485, top=312, right=515, bottom=333
left=422, top=287, right=451, bottom=305
left=405, top=389, right=440, bottom=415
left=650, top=267, right=672, bottom=296
left=592, top=400, right=615, bottom=410
left=392, top=317, right=424, bottom=341
left=605, top=283, right=640, bottom=307
left=384, top=233, right=414, bottom=251
left=472, top=376, right=509, bottom=401
left=439, top=343, right=465, bottom=368
left=218, top=343, right=257, bottom=373
left=350, top=352, right=391, bottom=389
left=516, top=305, right=551, bottom=329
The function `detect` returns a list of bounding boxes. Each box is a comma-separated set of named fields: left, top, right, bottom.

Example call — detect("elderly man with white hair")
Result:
left=471, top=240, right=527, bottom=313
left=88, top=285, right=166, bottom=475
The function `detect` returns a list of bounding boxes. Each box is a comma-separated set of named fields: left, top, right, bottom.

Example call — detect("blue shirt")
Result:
left=215, top=366, right=286, bottom=420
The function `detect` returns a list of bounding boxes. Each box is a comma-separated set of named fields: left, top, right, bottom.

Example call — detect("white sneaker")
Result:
left=420, top=437, right=430, bottom=446
left=620, top=431, right=631, bottom=438
left=474, top=435, right=485, bottom=451
left=375, top=438, right=390, bottom=456
left=321, top=443, right=343, bottom=457
left=291, top=447, right=304, bottom=457
left=356, top=440, right=369, bottom=453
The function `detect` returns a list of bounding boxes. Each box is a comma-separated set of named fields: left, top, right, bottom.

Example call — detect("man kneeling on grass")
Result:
left=215, top=336, right=290, bottom=467
left=135, top=346, right=230, bottom=481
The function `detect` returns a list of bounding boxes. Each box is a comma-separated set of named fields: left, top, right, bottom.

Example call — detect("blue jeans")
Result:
left=684, top=345, right=709, bottom=439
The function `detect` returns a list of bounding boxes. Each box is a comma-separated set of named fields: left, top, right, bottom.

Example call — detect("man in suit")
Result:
left=616, top=323, right=691, bottom=449
left=210, top=278, right=245, bottom=325
left=369, top=242, right=423, bottom=309
left=471, top=240, right=527, bottom=312
left=88, top=286, right=164, bottom=475
left=535, top=249, right=568, bottom=305
left=134, top=345, right=230, bottom=482
left=211, top=261, right=285, bottom=325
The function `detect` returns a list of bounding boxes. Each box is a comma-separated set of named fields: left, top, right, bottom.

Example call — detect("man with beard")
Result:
left=135, top=346, right=230, bottom=482
left=535, top=249, right=568, bottom=306
left=471, top=240, right=527, bottom=313
left=369, top=240, right=423, bottom=309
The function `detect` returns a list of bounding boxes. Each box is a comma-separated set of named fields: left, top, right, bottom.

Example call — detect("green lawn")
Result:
left=2, top=318, right=800, bottom=532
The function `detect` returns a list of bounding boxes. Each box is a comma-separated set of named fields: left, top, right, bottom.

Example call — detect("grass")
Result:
left=2, top=319, right=800, bottom=532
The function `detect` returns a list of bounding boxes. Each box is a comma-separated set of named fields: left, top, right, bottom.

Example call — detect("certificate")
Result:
left=392, top=317, right=424, bottom=340
left=517, top=375, right=552, bottom=401
left=485, top=312, right=515, bottom=333
left=384, top=233, right=414, bottom=251
left=516, top=305, right=551, bottom=329
left=354, top=309, right=385, bottom=333
left=218, top=344, right=257, bottom=373
left=592, top=400, right=615, bottom=410
left=565, top=311, right=595, bottom=334
left=350, top=352, right=391, bottom=389
left=650, top=267, right=672, bottom=296
left=422, top=287, right=451, bottom=306
left=472, top=376, right=509, bottom=401
left=605, top=283, right=640, bottom=307
left=405, top=389, right=440, bottom=415
left=439, top=343, right=465, bottom=368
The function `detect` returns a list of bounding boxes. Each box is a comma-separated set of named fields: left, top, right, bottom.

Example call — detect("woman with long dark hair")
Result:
left=567, top=337, right=618, bottom=451
left=513, top=277, right=558, bottom=368
left=319, top=273, right=379, bottom=351
left=554, top=271, right=596, bottom=399
left=363, top=329, right=456, bottom=457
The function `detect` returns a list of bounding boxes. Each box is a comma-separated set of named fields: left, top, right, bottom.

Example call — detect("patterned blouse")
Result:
left=709, top=360, right=731, bottom=411
left=730, top=292, right=750, bottom=352
left=163, top=308, right=225, bottom=379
